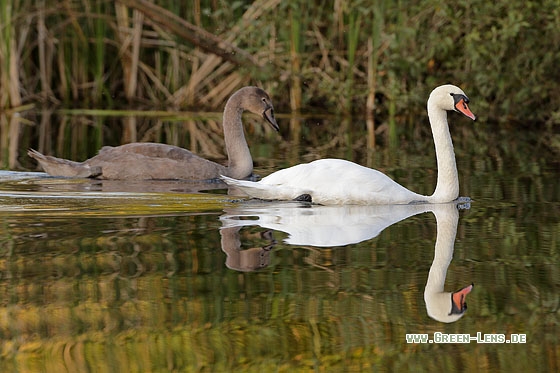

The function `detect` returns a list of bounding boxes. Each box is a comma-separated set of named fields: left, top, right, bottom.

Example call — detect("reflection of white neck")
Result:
left=423, top=203, right=464, bottom=323
left=221, top=200, right=471, bottom=322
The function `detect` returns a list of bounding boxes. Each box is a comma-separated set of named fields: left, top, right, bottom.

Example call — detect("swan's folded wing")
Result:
left=221, top=175, right=311, bottom=200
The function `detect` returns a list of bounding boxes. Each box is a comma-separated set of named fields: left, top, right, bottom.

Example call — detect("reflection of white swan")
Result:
left=222, top=84, right=475, bottom=205
left=221, top=200, right=472, bottom=322
left=221, top=201, right=431, bottom=247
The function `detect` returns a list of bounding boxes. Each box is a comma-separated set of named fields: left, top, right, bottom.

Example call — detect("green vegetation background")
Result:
left=2, top=0, right=559, bottom=128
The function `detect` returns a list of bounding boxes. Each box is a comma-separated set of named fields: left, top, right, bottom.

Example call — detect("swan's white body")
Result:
left=222, top=84, right=475, bottom=205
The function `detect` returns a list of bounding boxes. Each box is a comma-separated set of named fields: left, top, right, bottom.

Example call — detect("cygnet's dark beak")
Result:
left=263, top=107, right=279, bottom=131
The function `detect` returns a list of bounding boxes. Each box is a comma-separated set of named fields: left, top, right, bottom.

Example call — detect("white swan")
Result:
left=28, top=86, right=278, bottom=180
left=222, top=84, right=475, bottom=205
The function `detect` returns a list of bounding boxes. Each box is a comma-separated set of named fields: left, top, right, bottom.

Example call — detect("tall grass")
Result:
left=0, top=0, right=22, bottom=108
left=0, top=0, right=559, bottom=168
left=2, top=1, right=559, bottom=120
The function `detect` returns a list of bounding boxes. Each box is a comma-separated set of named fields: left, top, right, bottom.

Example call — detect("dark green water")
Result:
left=0, top=114, right=558, bottom=372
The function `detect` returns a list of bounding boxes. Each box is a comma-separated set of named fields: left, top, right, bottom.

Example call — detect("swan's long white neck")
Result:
left=223, top=94, right=253, bottom=179
left=426, top=103, right=459, bottom=203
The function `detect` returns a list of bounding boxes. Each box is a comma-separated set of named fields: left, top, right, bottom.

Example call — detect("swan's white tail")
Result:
left=221, top=175, right=313, bottom=201
left=220, top=175, right=270, bottom=199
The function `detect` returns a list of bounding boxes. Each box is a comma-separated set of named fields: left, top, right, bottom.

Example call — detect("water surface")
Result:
left=0, top=114, right=558, bottom=371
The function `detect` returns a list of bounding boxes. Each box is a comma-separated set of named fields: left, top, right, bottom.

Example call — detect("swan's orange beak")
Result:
left=455, top=98, right=476, bottom=121
left=450, top=283, right=474, bottom=315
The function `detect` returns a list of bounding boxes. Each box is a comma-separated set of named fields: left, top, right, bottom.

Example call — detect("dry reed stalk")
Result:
left=122, top=116, right=137, bottom=143
left=187, top=120, right=197, bottom=153
left=109, top=20, right=177, bottom=102
left=203, top=73, right=246, bottom=108
left=70, top=119, right=80, bottom=158
left=117, top=0, right=259, bottom=67
left=166, top=47, right=180, bottom=92
left=8, top=36, right=21, bottom=108
left=366, top=37, right=376, bottom=150
left=70, top=36, right=80, bottom=100
left=0, top=115, right=7, bottom=167
left=57, top=39, right=68, bottom=100
left=168, top=0, right=279, bottom=107
left=184, top=56, right=199, bottom=105
left=2, top=7, right=23, bottom=168
left=189, top=119, right=225, bottom=159
left=387, top=72, right=397, bottom=149
left=8, top=113, right=20, bottom=168
left=38, top=109, right=54, bottom=154
left=185, top=0, right=201, bottom=105
left=128, top=9, right=144, bottom=99
left=334, top=0, right=345, bottom=50
left=62, top=0, right=87, bottom=44
left=56, top=115, right=68, bottom=156
left=140, top=118, right=162, bottom=142
left=312, top=24, right=333, bottom=72
left=0, top=53, right=6, bottom=108
left=172, top=55, right=224, bottom=106
left=136, top=58, right=172, bottom=99
left=289, top=115, right=301, bottom=147
left=289, top=7, right=302, bottom=113
left=0, top=36, right=17, bottom=109
left=164, top=121, right=179, bottom=146
left=115, top=4, right=144, bottom=100
left=138, top=18, right=215, bottom=106
left=226, top=0, right=281, bottom=41
left=37, top=0, right=55, bottom=102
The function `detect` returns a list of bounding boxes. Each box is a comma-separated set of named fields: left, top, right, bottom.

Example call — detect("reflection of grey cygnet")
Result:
left=220, top=226, right=276, bottom=272
left=221, top=200, right=473, bottom=323
left=29, top=86, right=278, bottom=180
left=424, top=203, right=473, bottom=323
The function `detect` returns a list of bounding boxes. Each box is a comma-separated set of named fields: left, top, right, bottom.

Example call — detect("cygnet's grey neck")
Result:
left=223, top=96, right=253, bottom=179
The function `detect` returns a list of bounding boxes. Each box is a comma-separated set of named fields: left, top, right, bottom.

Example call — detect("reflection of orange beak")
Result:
left=455, top=99, right=476, bottom=120
left=452, top=283, right=474, bottom=313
